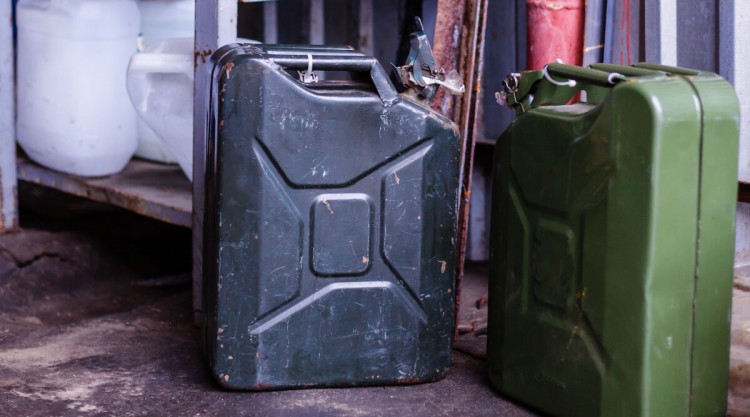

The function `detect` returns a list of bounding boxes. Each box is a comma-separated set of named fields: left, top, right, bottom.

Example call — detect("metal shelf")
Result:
left=17, top=157, right=192, bottom=228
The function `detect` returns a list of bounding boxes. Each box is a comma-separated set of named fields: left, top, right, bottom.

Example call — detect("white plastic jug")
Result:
left=16, top=0, right=140, bottom=177
left=127, top=38, right=194, bottom=180
left=134, top=0, right=194, bottom=163
left=139, top=0, right=194, bottom=44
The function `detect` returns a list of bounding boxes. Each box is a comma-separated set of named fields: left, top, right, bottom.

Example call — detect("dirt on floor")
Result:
left=3, top=186, right=750, bottom=416
left=731, top=259, right=750, bottom=416
left=0, top=188, right=536, bottom=417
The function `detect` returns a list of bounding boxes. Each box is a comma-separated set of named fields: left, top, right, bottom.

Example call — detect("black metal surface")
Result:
left=201, top=44, right=462, bottom=390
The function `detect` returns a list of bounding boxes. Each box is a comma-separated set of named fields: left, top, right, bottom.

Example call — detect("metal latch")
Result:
left=495, top=72, right=523, bottom=110
left=395, top=17, right=465, bottom=101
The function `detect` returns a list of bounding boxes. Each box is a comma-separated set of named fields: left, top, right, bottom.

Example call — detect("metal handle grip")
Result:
left=545, top=63, right=626, bottom=87
left=270, top=54, right=400, bottom=106
left=262, top=44, right=362, bottom=56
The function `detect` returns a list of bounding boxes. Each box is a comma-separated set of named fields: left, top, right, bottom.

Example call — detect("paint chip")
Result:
left=439, top=260, right=447, bottom=274
left=394, top=172, right=400, bottom=185
left=362, top=256, right=369, bottom=264
left=322, top=199, right=334, bottom=214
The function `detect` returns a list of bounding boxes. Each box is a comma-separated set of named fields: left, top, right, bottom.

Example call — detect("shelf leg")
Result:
left=193, top=0, right=238, bottom=325
left=0, top=0, right=18, bottom=233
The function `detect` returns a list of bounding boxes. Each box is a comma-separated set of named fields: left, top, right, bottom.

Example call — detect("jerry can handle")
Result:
left=500, top=61, right=711, bottom=113
left=270, top=55, right=400, bottom=107
left=544, top=63, right=625, bottom=87
left=499, top=62, right=630, bottom=112
left=262, top=44, right=363, bottom=56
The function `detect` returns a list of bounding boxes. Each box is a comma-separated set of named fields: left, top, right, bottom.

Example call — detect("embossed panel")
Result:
left=254, top=143, right=305, bottom=317
left=311, top=194, right=372, bottom=276
left=381, top=143, right=432, bottom=298
left=531, top=220, right=576, bottom=312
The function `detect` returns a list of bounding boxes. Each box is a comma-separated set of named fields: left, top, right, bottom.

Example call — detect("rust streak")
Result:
left=193, top=49, right=213, bottom=70
left=431, top=0, right=467, bottom=118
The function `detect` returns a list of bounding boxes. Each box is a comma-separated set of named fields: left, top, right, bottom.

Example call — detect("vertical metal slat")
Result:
left=193, top=0, right=238, bottom=324
left=309, top=0, right=325, bottom=44
left=0, top=0, right=18, bottom=233
left=263, top=1, right=279, bottom=44
left=358, top=0, right=374, bottom=55
left=583, top=0, right=606, bottom=66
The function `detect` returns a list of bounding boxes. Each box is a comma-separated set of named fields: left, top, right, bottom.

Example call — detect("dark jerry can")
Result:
left=200, top=44, right=461, bottom=390
left=488, top=63, right=739, bottom=416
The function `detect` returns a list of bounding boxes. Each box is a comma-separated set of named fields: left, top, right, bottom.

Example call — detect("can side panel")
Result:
left=488, top=78, right=705, bottom=417
left=205, top=53, right=461, bottom=389
left=688, top=76, right=740, bottom=417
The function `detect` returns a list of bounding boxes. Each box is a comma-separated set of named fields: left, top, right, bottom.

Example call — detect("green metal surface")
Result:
left=488, top=64, right=739, bottom=417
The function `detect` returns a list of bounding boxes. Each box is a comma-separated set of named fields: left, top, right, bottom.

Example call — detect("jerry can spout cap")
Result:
left=394, top=17, right=465, bottom=102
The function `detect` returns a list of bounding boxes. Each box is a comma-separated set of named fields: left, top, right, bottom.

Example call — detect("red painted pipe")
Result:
left=526, top=0, right=585, bottom=70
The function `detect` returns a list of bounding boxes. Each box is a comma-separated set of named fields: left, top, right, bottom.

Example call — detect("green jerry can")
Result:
left=200, top=21, right=465, bottom=391
left=487, top=63, right=740, bottom=417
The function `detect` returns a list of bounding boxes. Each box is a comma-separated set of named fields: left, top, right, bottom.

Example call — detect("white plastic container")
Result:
left=16, top=0, right=140, bottom=177
left=134, top=0, right=194, bottom=163
left=127, top=38, right=194, bottom=180
left=139, top=0, right=194, bottom=44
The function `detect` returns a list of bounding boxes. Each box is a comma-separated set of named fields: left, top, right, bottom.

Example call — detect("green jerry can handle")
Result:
left=269, top=54, right=401, bottom=107
left=497, top=61, right=705, bottom=114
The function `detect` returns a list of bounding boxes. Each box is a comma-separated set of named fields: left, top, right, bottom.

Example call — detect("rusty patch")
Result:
left=394, top=377, right=423, bottom=385
left=457, top=323, right=474, bottom=334
left=321, top=199, right=334, bottom=215
left=193, top=49, right=213, bottom=70
left=431, top=0, right=467, bottom=118
left=224, top=62, right=235, bottom=79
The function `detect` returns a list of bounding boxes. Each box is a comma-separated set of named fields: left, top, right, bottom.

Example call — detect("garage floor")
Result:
left=1, top=186, right=749, bottom=416
left=0, top=188, right=539, bottom=417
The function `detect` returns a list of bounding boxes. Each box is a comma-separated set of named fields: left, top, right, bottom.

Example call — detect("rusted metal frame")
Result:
left=431, top=0, right=467, bottom=118
left=193, top=0, right=238, bottom=324
left=431, top=0, right=488, bottom=336
left=583, top=0, right=605, bottom=66
left=0, top=0, right=18, bottom=232
left=17, top=157, right=192, bottom=227
left=611, top=0, right=641, bottom=65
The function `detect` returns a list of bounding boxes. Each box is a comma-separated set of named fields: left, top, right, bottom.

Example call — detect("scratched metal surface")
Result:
left=201, top=44, right=462, bottom=390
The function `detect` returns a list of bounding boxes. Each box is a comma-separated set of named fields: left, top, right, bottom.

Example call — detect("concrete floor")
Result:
left=1, top=186, right=749, bottom=416
left=0, top=188, right=538, bottom=417
left=731, top=260, right=750, bottom=416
